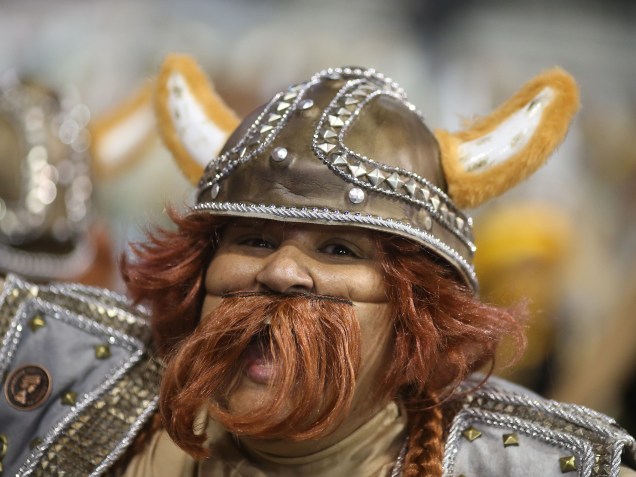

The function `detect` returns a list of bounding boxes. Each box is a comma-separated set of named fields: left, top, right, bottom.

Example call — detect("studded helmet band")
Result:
left=155, top=55, right=580, bottom=293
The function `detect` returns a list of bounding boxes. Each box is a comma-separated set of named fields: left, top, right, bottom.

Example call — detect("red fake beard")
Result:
left=160, top=292, right=362, bottom=458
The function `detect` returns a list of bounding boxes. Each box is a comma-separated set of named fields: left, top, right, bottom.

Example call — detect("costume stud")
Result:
left=94, top=344, right=111, bottom=360
left=61, top=391, right=77, bottom=406
left=348, top=188, right=365, bottom=204
left=270, top=147, right=289, bottom=163
left=502, top=433, right=519, bottom=447
left=210, top=183, right=220, bottom=199
left=559, top=456, right=577, bottom=473
left=299, top=99, right=314, bottom=110
left=462, top=427, right=482, bottom=442
left=29, top=314, right=46, bottom=332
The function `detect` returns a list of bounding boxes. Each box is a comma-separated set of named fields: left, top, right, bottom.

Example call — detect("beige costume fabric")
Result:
left=122, top=401, right=406, bottom=477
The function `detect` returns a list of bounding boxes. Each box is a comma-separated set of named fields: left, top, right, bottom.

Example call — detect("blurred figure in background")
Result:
left=0, top=72, right=115, bottom=288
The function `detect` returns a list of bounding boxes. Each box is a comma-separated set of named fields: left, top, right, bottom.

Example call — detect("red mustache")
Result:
left=160, top=291, right=361, bottom=457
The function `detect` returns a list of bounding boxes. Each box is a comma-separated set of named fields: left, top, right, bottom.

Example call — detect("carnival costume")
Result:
left=1, top=56, right=634, bottom=476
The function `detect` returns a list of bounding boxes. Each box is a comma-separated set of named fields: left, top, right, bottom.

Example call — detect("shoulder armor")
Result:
left=443, top=375, right=636, bottom=477
left=0, top=274, right=162, bottom=476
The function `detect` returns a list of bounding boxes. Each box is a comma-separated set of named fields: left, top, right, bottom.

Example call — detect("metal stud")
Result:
left=30, top=437, right=43, bottom=449
left=430, top=195, right=440, bottom=212
left=0, top=434, right=7, bottom=459
left=328, top=115, right=345, bottom=128
left=462, top=427, right=482, bottom=442
left=404, top=179, right=418, bottom=197
left=260, top=124, right=274, bottom=134
left=321, top=129, right=338, bottom=140
left=29, top=314, right=46, bottom=332
left=348, top=163, right=368, bottom=178
left=267, top=113, right=282, bottom=123
left=238, top=146, right=251, bottom=158
left=299, top=99, right=314, bottom=110
left=95, top=344, right=111, bottom=360
left=270, top=147, right=288, bottom=163
left=348, top=187, right=365, bottom=204
left=283, top=91, right=298, bottom=101
left=331, top=154, right=348, bottom=167
left=61, top=391, right=77, bottom=406
left=276, top=101, right=291, bottom=111
left=336, top=107, right=351, bottom=116
left=366, top=169, right=386, bottom=186
left=440, top=203, right=448, bottom=219
left=502, top=433, right=519, bottom=447
left=344, top=97, right=360, bottom=105
left=317, top=143, right=336, bottom=153
left=386, top=172, right=405, bottom=191
left=559, top=456, right=577, bottom=473
left=210, top=183, right=220, bottom=199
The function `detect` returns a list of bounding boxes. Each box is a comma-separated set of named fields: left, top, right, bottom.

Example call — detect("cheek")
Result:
left=201, top=251, right=259, bottom=320
left=327, top=265, right=387, bottom=304
left=356, top=303, right=394, bottom=376
left=204, top=251, right=257, bottom=296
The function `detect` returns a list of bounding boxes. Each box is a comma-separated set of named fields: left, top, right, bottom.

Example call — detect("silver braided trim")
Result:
left=466, top=386, right=631, bottom=440
left=49, top=281, right=150, bottom=326
left=193, top=201, right=478, bottom=290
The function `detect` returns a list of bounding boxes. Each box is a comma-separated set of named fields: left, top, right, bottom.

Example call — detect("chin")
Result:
left=226, top=378, right=273, bottom=415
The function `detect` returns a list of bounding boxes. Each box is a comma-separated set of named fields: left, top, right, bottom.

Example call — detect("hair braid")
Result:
left=401, top=394, right=444, bottom=477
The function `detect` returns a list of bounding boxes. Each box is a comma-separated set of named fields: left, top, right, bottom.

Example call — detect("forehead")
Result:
left=223, top=218, right=379, bottom=240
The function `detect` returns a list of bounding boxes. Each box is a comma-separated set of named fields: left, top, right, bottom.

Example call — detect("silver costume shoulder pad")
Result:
left=442, top=375, right=636, bottom=477
left=0, top=274, right=162, bottom=476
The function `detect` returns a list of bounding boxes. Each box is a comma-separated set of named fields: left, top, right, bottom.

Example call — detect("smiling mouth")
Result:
left=242, top=329, right=274, bottom=385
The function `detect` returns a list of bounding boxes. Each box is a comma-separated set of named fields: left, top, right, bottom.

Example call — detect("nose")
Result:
left=256, top=245, right=314, bottom=294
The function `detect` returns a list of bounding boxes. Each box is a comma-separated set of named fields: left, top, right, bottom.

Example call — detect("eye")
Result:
left=239, top=237, right=275, bottom=249
left=320, top=243, right=359, bottom=258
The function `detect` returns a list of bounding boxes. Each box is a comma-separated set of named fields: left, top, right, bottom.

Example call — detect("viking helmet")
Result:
left=155, top=55, right=579, bottom=292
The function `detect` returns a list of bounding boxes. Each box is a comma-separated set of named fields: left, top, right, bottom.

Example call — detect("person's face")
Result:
left=201, top=218, right=394, bottom=436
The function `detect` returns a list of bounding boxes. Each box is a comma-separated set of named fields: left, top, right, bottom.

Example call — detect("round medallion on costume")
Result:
left=4, top=364, right=52, bottom=411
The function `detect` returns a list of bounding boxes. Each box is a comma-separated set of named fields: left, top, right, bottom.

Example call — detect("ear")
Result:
left=155, top=54, right=240, bottom=184
left=435, top=68, right=579, bottom=209
left=89, top=81, right=158, bottom=179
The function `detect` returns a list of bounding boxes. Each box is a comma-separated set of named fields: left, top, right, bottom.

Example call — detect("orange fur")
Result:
left=155, top=54, right=240, bottom=185
left=89, top=81, right=158, bottom=179
left=436, top=68, right=580, bottom=208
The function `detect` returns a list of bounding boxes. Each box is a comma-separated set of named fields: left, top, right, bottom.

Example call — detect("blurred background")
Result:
left=1, top=0, right=634, bottom=432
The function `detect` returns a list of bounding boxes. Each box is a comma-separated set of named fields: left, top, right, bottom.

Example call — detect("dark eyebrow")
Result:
left=226, top=218, right=268, bottom=229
